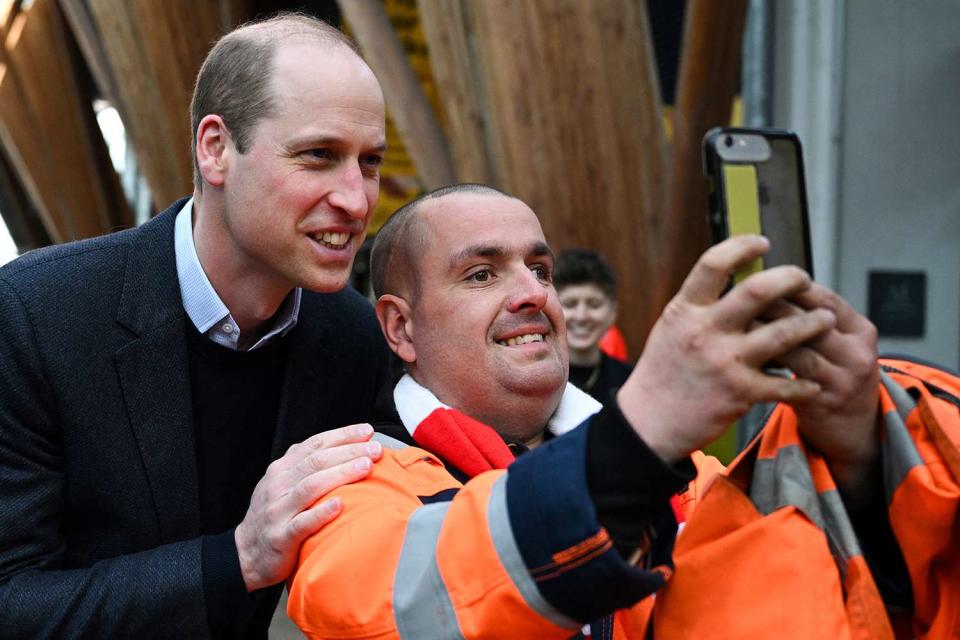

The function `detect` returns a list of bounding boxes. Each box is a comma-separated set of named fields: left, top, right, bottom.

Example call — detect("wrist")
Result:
left=616, top=387, right=690, bottom=464
left=234, top=524, right=261, bottom=592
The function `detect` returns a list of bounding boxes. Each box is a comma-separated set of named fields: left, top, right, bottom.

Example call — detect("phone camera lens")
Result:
left=724, top=135, right=734, bottom=148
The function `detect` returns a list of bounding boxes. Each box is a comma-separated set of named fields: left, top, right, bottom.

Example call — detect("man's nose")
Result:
left=328, top=163, right=369, bottom=220
left=506, top=269, right=549, bottom=313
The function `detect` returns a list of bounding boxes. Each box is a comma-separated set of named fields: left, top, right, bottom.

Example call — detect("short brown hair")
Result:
left=189, top=12, right=360, bottom=190
left=371, top=184, right=512, bottom=299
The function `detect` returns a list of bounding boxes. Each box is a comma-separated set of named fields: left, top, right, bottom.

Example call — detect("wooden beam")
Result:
left=0, top=0, right=130, bottom=242
left=58, top=0, right=117, bottom=105
left=656, top=0, right=749, bottom=309
left=0, top=135, right=49, bottom=251
left=337, top=0, right=456, bottom=190
left=466, top=0, right=667, bottom=355
left=417, top=0, right=493, bottom=185
left=88, top=0, right=223, bottom=208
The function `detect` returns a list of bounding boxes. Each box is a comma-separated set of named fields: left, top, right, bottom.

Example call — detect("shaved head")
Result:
left=371, top=184, right=512, bottom=300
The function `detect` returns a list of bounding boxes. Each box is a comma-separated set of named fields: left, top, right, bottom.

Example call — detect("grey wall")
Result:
left=772, top=0, right=960, bottom=369
left=837, top=1, right=960, bottom=368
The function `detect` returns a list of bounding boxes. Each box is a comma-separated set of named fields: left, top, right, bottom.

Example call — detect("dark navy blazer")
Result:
left=0, top=199, right=389, bottom=637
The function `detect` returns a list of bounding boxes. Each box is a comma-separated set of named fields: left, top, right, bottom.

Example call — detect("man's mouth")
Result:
left=497, top=333, right=545, bottom=347
left=310, top=231, right=351, bottom=249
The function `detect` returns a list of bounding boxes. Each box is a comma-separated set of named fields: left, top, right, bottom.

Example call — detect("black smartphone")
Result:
left=703, top=127, right=813, bottom=282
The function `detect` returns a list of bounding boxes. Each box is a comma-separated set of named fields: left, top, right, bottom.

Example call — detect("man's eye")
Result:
left=362, top=154, right=383, bottom=167
left=469, top=269, right=492, bottom=283
left=306, top=149, right=332, bottom=160
left=531, top=265, right=552, bottom=281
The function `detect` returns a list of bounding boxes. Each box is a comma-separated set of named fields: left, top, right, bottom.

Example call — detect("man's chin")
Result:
left=300, top=268, right=352, bottom=293
left=501, top=366, right=567, bottom=399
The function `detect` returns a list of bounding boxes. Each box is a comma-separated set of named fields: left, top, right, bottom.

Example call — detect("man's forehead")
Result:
left=416, top=192, right=551, bottom=267
left=270, top=39, right=383, bottom=104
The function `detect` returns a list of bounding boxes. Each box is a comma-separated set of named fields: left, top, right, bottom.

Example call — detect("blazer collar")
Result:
left=116, top=198, right=189, bottom=336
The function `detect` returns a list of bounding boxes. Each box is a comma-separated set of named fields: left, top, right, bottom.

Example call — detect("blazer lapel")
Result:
left=114, top=202, right=200, bottom=541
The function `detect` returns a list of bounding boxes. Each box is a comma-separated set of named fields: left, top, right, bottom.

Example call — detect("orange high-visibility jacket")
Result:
left=287, top=415, right=719, bottom=639
left=289, top=358, right=957, bottom=639
left=640, top=357, right=960, bottom=639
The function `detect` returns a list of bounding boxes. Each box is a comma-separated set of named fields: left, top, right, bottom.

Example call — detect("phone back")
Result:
left=703, top=127, right=813, bottom=280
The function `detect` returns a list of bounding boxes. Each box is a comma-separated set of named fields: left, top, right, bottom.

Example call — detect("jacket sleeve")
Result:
left=0, top=279, right=213, bottom=639
left=288, top=422, right=678, bottom=640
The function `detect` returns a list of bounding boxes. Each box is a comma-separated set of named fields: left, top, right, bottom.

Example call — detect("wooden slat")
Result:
left=0, top=133, right=50, bottom=251
left=0, top=0, right=130, bottom=242
left=0, top=53, right=62, bottom=242
left=337, top=0, right=456, bottom=191
left=466, top=0, right=667, bottom=354
left=656, top=0, right=749, bottom=309
left=417, top=0, right=493, bottom=185
left=88, top=0, right=223, bottom=208
left=58, top=0, right=118, bottom=107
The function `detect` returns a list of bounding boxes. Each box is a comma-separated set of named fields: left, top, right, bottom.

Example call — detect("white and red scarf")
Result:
left=393, top=373, right=603, bottom=477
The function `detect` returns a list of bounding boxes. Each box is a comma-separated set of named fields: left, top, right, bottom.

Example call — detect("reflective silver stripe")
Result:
left=880, top=371, right=924, bottom=502
left=818, top=488, right=863, bottom=580
left=750, top=444, right=825, bottom=529
left=372, top=432, right=409, bottom=450
left=486, top=474, right=580, bottom=630
left=881, top=370, right=917, bottom=417
left=393, top=503, right=465, bottom=640
left=752, top=446, right=862, bottom=581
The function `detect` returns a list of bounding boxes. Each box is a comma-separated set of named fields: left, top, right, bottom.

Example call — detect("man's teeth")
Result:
left=498, top=333, right=545, bottom=346
left=312, top=231, right=350, bottom=248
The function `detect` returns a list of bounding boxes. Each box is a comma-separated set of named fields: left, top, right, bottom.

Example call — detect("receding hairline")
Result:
left=224, top=13, right=360, bottom=54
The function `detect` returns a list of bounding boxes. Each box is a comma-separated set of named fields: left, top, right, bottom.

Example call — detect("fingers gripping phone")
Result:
left=703, top=127, right=814, bottom=283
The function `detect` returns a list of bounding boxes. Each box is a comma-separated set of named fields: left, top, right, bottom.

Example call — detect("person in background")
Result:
left=554, top=248, right=633, bottom=402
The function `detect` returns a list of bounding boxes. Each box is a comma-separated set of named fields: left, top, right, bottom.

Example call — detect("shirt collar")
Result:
left=174, top=198, right=301, bottom=350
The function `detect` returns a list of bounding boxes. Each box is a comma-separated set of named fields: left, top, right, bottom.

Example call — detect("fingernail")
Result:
left=366, top=441, right=382, bottom=456
left=354, top=457, right=372, bottom=471
left=323, top=497, right=341, bottom=514
left=353, top=424, right=373, bottom=438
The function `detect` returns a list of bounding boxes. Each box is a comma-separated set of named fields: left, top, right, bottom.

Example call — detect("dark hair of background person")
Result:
left=553, top=248, right=618, bottom=301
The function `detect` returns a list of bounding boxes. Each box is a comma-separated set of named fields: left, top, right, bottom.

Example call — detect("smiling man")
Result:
left=286, top=184, right=900, bottom=638
left=0, top=14, right=390, bottom=638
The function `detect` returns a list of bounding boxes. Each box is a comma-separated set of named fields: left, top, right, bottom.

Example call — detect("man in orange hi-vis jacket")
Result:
left=288, top=184, right=922, bottom=639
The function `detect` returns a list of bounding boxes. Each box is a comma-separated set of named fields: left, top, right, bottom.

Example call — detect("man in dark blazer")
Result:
left=0, top=14, right=390, bottom=638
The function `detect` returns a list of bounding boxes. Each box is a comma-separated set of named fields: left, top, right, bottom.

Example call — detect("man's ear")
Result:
left=196, top=114, right=230, bottom=188
left=375, top=294, right=416, bottom=363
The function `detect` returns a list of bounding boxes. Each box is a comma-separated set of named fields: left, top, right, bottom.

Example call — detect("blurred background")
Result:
left=0, top=0, right=957, bottom=381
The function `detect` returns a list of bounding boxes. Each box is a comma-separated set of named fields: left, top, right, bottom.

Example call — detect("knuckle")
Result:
left=263, top=500, right=285, bottom=524
left=296, top=475, right=321, bottom=502
left=305, top=451, right=328, bottom=472
left=307, top=433, right=328, bottom=450
left=702, top=343, right=730, bottom=374
left=740, top=278, right=768, bottom=304
left=265, top=458, right=284, bottom=476
left=698, top=252, right=727, bottom=278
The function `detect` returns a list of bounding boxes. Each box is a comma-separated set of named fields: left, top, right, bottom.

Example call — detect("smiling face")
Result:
left=399, top=192, right=568, bottom=440
left=558, top=283, right=617, bottom=365
left=207, top=39, right=386, bottom=297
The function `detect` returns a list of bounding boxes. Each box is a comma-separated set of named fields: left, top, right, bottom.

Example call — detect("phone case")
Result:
left=702, top=127, right=814, bottom=278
